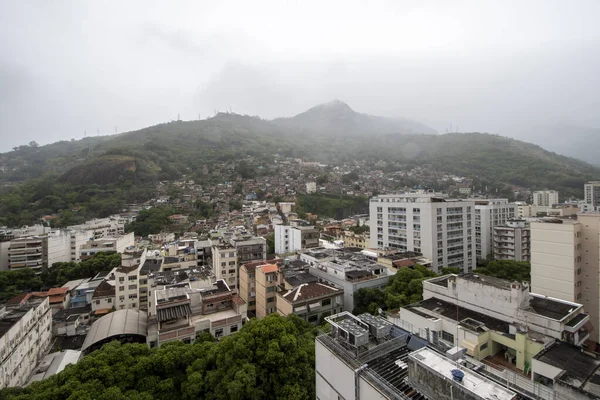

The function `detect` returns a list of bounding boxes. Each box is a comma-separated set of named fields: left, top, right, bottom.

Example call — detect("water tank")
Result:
left=451, top=369, right=464, bottom=383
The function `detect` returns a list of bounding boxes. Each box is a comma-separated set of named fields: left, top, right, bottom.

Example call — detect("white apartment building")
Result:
left=369, top=191, right=476, bottom=273
left=211, top=242, right=238, bottom=290
left=0, top=296, right=52, bottom=388
left=493, top=220, right=531, bottom=261
left=274, top=225, right=319, bottom=254
left=471, top=199, right=516, bottom=260
left=8, top=231, right=72, bottom=273
left=68, top=216, right=126, bottom=239
left=531, top=214, right=600, bottom=345
left=532, top=190, right=559, bottom=211
left=306, top=181, right=317, bottom=194
left=584, top=181, right=600, bottom=211
left=78, top=232, right=135, bottom=261
left=114, top=250, right=146, bottom=310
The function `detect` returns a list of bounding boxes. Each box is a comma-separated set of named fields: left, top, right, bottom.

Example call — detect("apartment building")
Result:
left=231, top=235, right=266, bottom=265
left=239, top=260, right=284, bottom=318
left=493, top=219, right=531, bottom=261
left=273, top=224, right=319, bottom=254
left=299, top=247, right=389, bottom=312
left=0, top=295, right=52, bottom=388
left=531, top=214, right=600, bottom=346
left=532, top=190, right=559, bottom=211
left=397, top=274, right=589, bottom=372
left=7, top=231, right=73, bottom=273
left=369, top=191, right=476, bottom=273
left=211, top=242, right=237, bottom=289
left=276, top=282, right=343, bottom=324
left=306, top=181, right=317, bottom=194
left=146, top=279, right=246, bottom=346
left=114, top=250, right=146, bottom=310
left=78, top=232, right=135, bottom=261
left=470, top=198, right=516, bottom=259
left=255, top=264, right=279, bottom=319
left=584, top=181, right=600, bottom=212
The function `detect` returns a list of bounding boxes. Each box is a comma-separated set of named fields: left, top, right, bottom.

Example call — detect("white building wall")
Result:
left=472, top=200, right=516, bottom=259
left=530, top=222, right=579, bottom=302
left=370, top=193, right=476, bottom=273
left=0, top=298, right=52, bottom=389
left=315, top=339, right=356, bottom=400
left=212, top=247, right=237, bottom=289
left=274, top=225, right=302, bottom=254
left=532, top=190, right=559, bottom=208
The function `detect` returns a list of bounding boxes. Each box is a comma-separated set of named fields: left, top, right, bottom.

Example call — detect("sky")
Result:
left=1, top=0, right=599, bottom=158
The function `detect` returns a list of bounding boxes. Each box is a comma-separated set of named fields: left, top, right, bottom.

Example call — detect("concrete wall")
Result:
left=578, top=214, right=600, bottom=344
left=315, top=338, right=356, bottom=400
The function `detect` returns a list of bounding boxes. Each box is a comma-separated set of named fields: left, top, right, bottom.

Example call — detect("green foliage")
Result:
left=42, top=252, right=121, bottom=288
left=341, top=171, right=359, bottom=184
left=0, top=314, right=316, bottom=400
left=353, top=265, right=438, bottom=314
left=125, top=206, right=175, bottom=237
left=295, top=194, right=368, bottom=219
left=475, top=260, right=531, bottom=282
left=266, top=233, right=275, bottom=255
left=441, top=267, right=462, bottom=275
left=0, top=269, right=43, bottom=303
left=347, top=224, right=369, bottom=235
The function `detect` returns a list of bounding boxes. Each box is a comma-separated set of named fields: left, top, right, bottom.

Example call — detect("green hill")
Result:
left=0, top=101, right=599, bottom=227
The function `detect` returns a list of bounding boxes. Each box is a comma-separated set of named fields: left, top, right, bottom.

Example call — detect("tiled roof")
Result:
left=92, top=281, right=115, bottom=299
left=259, top=264, right=279, bottom=274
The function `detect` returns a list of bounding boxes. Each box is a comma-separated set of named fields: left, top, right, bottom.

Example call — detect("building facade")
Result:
left=0, top=296, right=52, bottom=388
left=532, top=190, right=559, bottom=209
left=276, top=282, right=343, bottom=324
left=471, top=199, right=516, bottom=260
left=584, top=181, right=600, bottom=211
left=493, top=220, right=531, bottom=261
left=274, top=225, right=319, bottom=254
left=370, top=191, right=476, bottom=273
left=531, top=214, right=600, bottom=346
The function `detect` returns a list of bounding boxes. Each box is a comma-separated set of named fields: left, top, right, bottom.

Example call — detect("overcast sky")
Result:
left=1, top=0, right=599, bottom=154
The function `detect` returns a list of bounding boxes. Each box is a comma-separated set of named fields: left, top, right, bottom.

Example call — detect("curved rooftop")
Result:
left=81, top=309, right=147, bottom=354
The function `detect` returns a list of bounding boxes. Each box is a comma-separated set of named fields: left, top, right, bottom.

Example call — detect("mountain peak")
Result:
left=313, top=99, right=355, bottom=114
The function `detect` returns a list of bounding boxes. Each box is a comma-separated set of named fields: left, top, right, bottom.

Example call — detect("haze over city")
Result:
left=1, top=0, right=599, bottom=160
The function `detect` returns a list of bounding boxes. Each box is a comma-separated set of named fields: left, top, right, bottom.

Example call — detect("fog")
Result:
left=1, top=1, right=599, bottom=160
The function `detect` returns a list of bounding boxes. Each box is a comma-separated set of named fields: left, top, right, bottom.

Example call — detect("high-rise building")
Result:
left=584, top=181, right=600, bottom=211
left=274, top=225, right=319, bottom=254
left=532, top=190, right=559, bottom=208
left=493, top=220, right=530, bottom=261
left=471, top=199, right=516, bottom=259
left=369, top=191, right=476, bottom=273
left=531, top=214, right=600, bottom=346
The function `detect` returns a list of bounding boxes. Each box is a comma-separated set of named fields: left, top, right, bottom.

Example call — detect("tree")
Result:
left=475, top=260, right=530, bottom=282
left=441, top=267, right=461, bottom=275
left=0, top=314, right=316, bottom=400
left=266, top=233, right=275, bottom=255
left=353, top=288, right=386, bottom=315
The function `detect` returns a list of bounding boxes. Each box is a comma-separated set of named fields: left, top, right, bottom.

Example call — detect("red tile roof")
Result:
left=259, top=264, right=279, bottom=274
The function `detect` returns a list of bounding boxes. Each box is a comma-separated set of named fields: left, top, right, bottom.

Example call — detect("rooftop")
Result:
left=53, top=305, right=92, bottom=322
left=461, top=273, right=514, bottom=290
left=280, top=283, right=341, bottom=303
left=258, top=264, right=279, bottom=274
left=526, top=294, right=581, bottom=321
left=535, top=342, right=600, bottom=395
left=404, top=297, right=511, bottom=334
left=409, top=348, right=517, bottom=400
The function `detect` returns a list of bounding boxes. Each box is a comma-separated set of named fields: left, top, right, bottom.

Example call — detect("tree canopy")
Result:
left=125, top=206, right=175, bottom=237
left=0, top=314, right=316, bottom=400
left=353, top=265, right=438, bottom=314
left=475, top=260, right=531, bottom=282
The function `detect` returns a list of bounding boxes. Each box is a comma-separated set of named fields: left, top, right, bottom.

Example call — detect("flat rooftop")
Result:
left=410, top=348, right=517, bottom=400
left=461, top=273, right=513, bottom=290
left=404, top=297, right=510, bottom=334
left=526, top=294, right=581, bottom=321
left=535, top=342, right=600, bottom=396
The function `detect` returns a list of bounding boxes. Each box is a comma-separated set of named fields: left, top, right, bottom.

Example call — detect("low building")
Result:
left=77, top=232, right=135, bottom=261
left=533, top=342, right=600, bottom=399
left=276, top=282, right=343, bottom=324
left=81, top=309, right=147, bottom=355
left=28, top=350, right=81, bottom=385
left=147, top=279, right=247, bottom=346
left=377, top=251, right=433, bottom=274
left=0, top=295, right=52, bottom=388
left=31, top=287, right=71, bottom=315
left=52, top=305, right=91, bottom=337
left=299, top=247, right=389, bottom=312
left=397, top=274, right=589, bottom=373
left=91, top=280, right=115, bottom=314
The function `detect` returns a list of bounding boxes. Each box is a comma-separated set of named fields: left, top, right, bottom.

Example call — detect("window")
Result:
left=215, top=328, right=224, bottom=337
left=230, top=325, right=238, bottom=333
left=441, top=331, right=454, bottom=343
left=119, top=277, right=124, bottom=282
left=119, top=286, right=125, bottom=291
left=128, top=284, right=137, bottom=290
left=107, top=298, right=112, bottom=303
left=480, top=342, right=488, bottom=351
left=229, top=261, right=236, bottom=266
left=249, top=301, right=256, bottom=306
left=128, top=275, right=137, bottom=281
left=266, top=286, right=277, bottom=293
left=322, top=298, right=331, bottom=306
left=221, top=262, right=226, bottom=267
left=128, top=294, right=137, bottom=299
left=229, top=269, right=236, bottom=274
left=267, top=297, right=275, bottom=303
left=95, top=300, right=100, bottom=305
